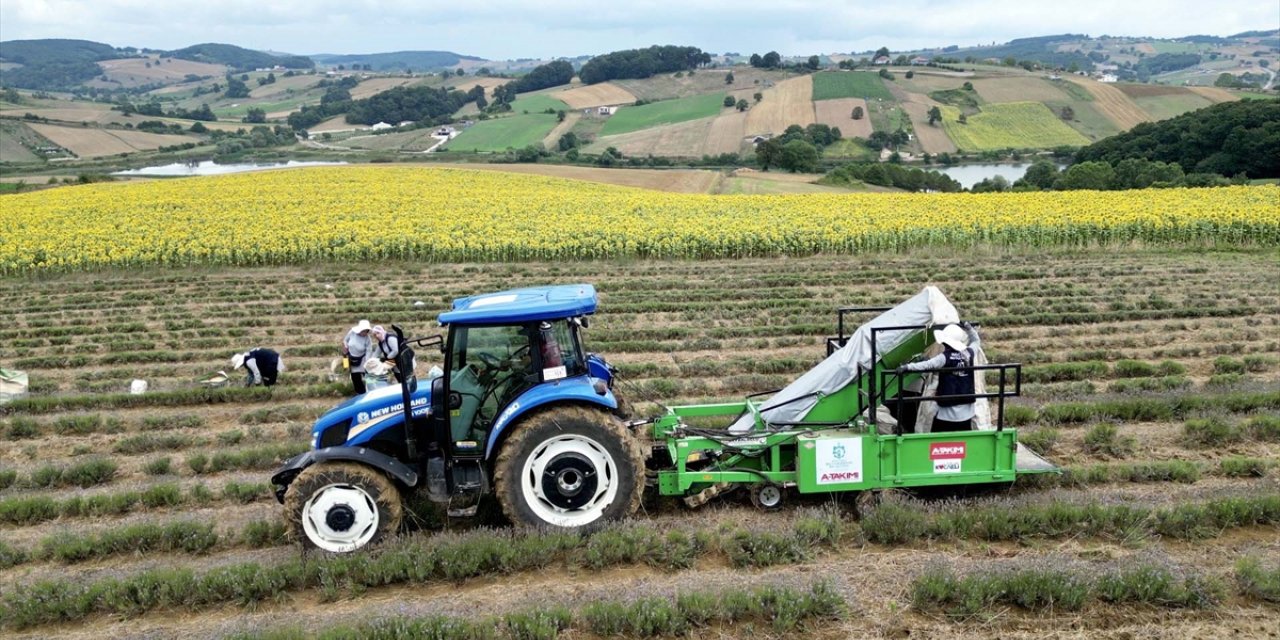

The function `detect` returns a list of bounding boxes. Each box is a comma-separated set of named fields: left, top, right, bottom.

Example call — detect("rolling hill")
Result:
left=164, top=43, right=313, bottom=71
left=309, top=51, right=482, bottom=71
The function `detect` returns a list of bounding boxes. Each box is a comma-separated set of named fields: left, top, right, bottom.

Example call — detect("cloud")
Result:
left=2, top=0, right=1276, bottom=59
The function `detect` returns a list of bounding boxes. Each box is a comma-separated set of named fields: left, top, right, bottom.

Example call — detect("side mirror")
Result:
left=448, top=391, right=463, bottom=410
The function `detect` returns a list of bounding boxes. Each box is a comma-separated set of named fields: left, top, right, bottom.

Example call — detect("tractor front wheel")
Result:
left=284, top=462, right=402, bottom=553
left=494, top=406, right=645, bottom=529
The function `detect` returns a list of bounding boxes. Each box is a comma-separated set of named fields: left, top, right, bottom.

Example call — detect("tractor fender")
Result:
left=485, top=375, right=618, bottom=458
left=270, top=446, right=419, bottom=503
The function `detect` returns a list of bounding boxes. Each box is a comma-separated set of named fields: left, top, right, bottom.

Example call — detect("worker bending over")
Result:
left=232, top=348, right=285, bottom=387
left=899, top=322, right=981, bottom=432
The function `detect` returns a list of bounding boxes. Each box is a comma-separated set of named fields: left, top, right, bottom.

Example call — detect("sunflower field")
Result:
left=2, top=167, right=1277, bottom=273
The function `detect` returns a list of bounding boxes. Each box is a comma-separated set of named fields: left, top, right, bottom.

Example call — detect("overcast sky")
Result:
left=2, top=0, right=1277, bottom=60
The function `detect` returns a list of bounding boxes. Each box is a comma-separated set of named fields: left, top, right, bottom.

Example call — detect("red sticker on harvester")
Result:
left=929, top=442, right=966, bottom=460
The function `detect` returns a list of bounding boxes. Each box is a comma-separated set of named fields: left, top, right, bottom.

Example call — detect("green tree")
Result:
left=723, top=95, right=736, bottom=108
left=878, top=68, right=893, bottom=80
left=1060, top=106, right=1075, bottom=121
left=557, top=132, right=578, bottom=151
left=755, top=137, right=783, bottom=170
left=189, top=121, right=208, bottom=134
left=958, top=113, right=967, bottom=124
left=224, top=78, right=250, bottom=99
left=1056, top=161, right=1115, bottom=190
left=556, top=110, right=566, bottom=122
left=1018, top=160, right=1059, bottom=189
left=851, top=105, right=864, bottom=120
left=749, top=53, right=763, bottom=67
left=725, top=71, right=734, bottom=84
left=243, top=107, right=266, bottom=123
left=736, top=99, right=749, bottom=112
left=806, top=55, right=820, bottom=70
left=455, top=68, right=465, bottom=76
left=1214, top=73, right=1239, bottom=87
left=928, top=106, right=942, bottom=125
left=962, top=81, right=974, bottom=91
left=753, top=92, right=763, bottom=102
left=875, top=46, right=890, bottom=59
left=779, top=139, right=819, bottom=172
left=762, top=51, right=782, bottom=68
left=905, top=70, right=914, bottom=78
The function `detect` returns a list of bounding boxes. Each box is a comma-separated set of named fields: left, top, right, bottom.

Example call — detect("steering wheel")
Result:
left=475, top=352, right=504, bottom=369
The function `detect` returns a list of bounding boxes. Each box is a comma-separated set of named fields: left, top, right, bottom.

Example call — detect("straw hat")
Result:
left=934, top=324, right=969, bottom=351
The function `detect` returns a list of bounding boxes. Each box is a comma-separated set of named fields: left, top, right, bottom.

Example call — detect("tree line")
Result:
left=578, top=46, right=710, bottom=84
left=1073, top=99, right=1280, bottom=179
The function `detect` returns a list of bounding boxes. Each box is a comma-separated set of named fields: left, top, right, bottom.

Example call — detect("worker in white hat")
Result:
left=231, top=347, right=285, bottom=387
left=341, top=320, right=373, bottom=394
left=898, top=321, right=982, bottom=432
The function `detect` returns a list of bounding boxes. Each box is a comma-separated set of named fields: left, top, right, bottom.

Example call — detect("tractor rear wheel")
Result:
left=494, top=406, right=645, bottom=529
left=284, top=462, right=402, bottom=553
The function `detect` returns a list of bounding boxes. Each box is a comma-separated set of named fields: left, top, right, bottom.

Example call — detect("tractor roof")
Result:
left=438, top=284, right=598, bottom=325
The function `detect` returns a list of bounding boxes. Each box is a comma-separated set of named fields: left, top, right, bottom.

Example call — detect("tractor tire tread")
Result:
left=283, top=461, right=403, bottom=549
left=493, top=405, right=645, bottom=529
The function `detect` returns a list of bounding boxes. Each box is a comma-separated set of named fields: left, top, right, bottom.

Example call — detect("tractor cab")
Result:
left=431, top=287, right=602, bottom=458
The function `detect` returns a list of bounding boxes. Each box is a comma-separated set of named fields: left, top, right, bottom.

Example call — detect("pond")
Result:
left=113, top=160, right=346, bottom=177
left=935, top=162, right=1065, bottom=189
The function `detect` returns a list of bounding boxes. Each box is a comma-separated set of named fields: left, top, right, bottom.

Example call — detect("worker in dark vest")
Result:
left=899, top=322, right=981, bottom=432
left=370, top=325, right=404, bottom=383
left=232, top=348, right=285, bottom=387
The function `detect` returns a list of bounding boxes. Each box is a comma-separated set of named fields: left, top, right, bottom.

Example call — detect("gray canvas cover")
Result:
left=731, top=286, right=959, bottom=432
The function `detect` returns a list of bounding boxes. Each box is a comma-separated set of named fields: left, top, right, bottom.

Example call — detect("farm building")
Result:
left=873, top=55, right=891, bottom=65
left=910, top=56, right=930, bottom=65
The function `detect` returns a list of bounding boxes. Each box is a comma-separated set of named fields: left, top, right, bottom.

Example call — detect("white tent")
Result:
left=730, top=286, right=964, bottom=433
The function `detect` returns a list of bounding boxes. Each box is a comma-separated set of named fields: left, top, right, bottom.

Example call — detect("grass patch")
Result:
left=444, top=113, right=561, bottom=152
left=1183, top=417, right=1241, bottom=447
left=507, top=93, right=570, bottom=114
left=1082, top=423, right=1136, bottom=458
left=912, top=562, right=1223, bottom=617
left=601, top=93, right=726, bottom=136
left=1235, top=557, right=1280, bottom=603
left=939, top=102, right=1090, bottom=151
left=231, top=581, right=842, bottom=640
left=27, top=458, right=117, bottom=489
left=36, top=520, right=217, bottom=563
left=1023, top=360, right=1107, bottom=383
left=812, top=71, right=892, bottom=101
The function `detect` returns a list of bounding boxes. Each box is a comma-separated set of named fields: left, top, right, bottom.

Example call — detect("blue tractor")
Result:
left=271, top=285, right=645, bottom=552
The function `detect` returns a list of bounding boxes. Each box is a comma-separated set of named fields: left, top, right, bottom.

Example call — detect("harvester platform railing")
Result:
left=826, top=305, right=893, bottom=356
left=876, top=362, right=1024, bottom=434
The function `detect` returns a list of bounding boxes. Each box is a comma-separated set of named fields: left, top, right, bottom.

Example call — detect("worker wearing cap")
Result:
left=232, top=348, right=284, bottom=387
left=342, top=320, right=372, bottom=395
left=898, top=322, right=982, bottom=432
left=370, top=325, right=404, bottom=383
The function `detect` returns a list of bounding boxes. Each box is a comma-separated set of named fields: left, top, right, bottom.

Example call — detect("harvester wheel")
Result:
left=284, top=462, right=402, bottom=553
left=749, top=484, right=785, bottom=510
left=494, top=406, right=645, bottom=529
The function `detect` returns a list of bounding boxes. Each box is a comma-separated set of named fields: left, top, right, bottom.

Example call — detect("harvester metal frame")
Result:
left=651, top=311, right=1052, bottom=505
